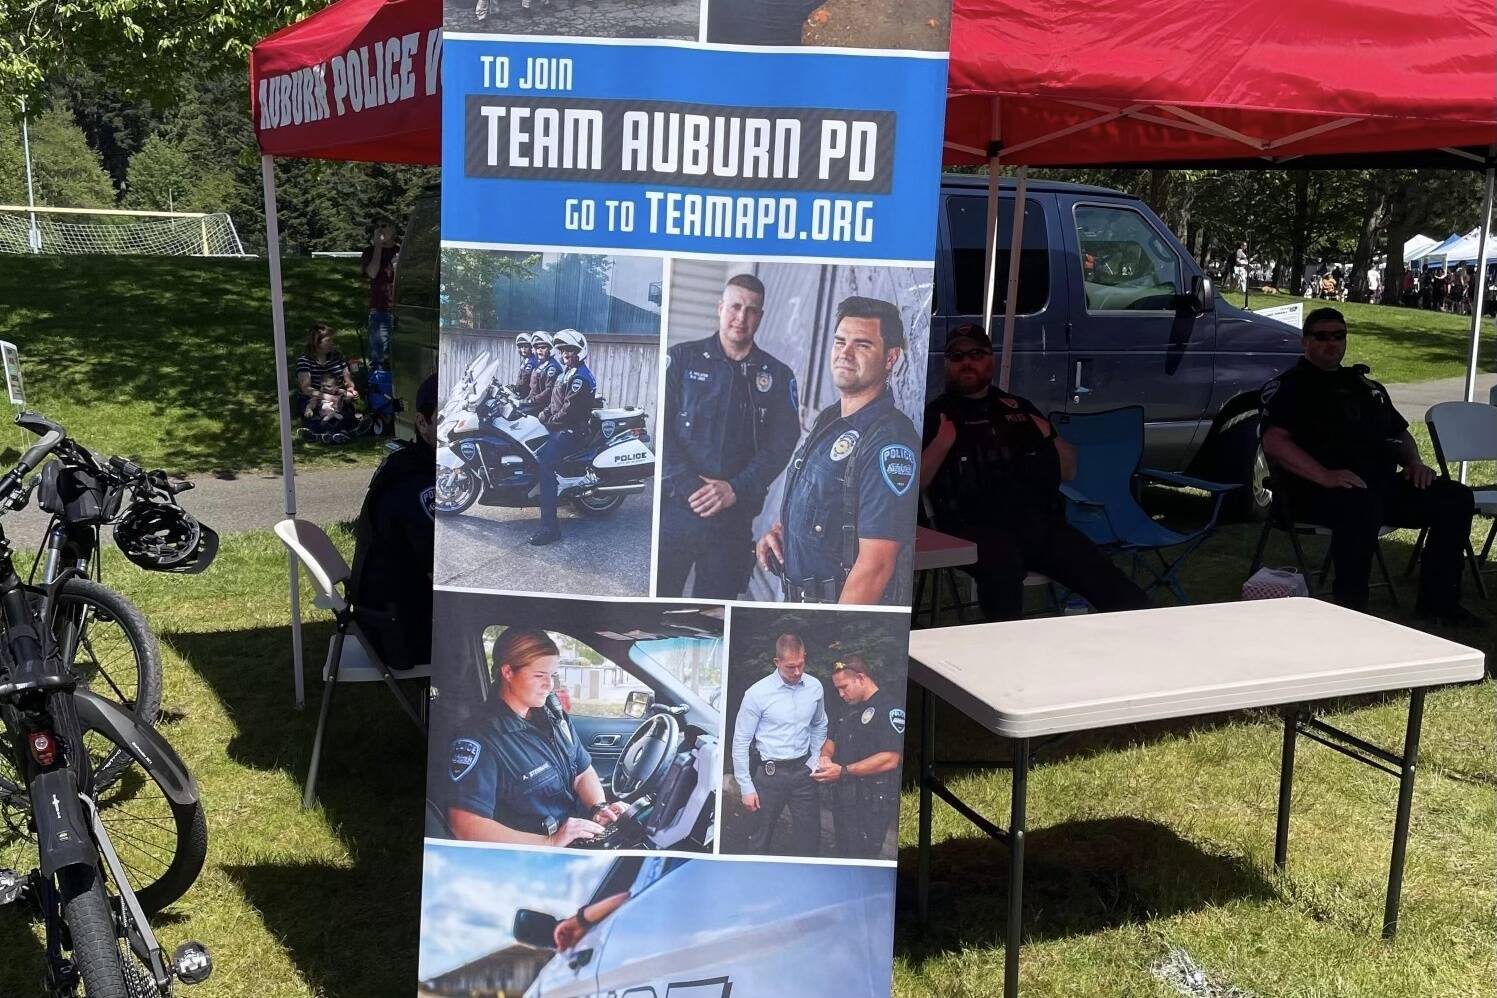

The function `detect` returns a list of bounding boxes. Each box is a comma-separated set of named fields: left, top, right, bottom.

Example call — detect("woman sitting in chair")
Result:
left=296, top=323, right=365, bottom=443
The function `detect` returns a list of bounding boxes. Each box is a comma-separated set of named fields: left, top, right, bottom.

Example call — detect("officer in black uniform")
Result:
left=1261, top=307, right=1477, bottom=624
left=920, top=324, right=1150, bottom=621
left=522, top=331, right=560, bottom=411
left=445, top=627, right=626, bottom=846
left=349, top=374, right=439, bottom=670
left=530, top=329, right=598, bottom=547
left=659, top=274, right=800, bottom=599
left=756, top=296, right=921, bottom=606
left=812, top=655, right=904, bottom=860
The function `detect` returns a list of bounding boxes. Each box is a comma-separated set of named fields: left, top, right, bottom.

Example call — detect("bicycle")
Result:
left=0, top=412, right=211, bottom=996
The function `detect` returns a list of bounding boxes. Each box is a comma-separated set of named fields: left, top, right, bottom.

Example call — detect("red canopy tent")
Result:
left=251, top=0, right=1495, bottom=703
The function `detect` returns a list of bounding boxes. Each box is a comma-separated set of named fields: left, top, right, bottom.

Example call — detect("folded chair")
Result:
left=1050, top=406, right=1240, bottom=604
left=1249, top=474, right=1399, bottom=604
left=275, top=518, right=431, bottom=808
left=1406, top=401, right=1496, bottom=598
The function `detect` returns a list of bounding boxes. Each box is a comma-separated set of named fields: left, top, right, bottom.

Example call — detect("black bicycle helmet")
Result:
left=112, top=501, right=218, bottom=574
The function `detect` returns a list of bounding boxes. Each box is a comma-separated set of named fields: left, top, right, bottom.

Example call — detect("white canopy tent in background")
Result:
left=1442, top=227, right=1497, bottom=266
left=1403, top=234, right=1438, bottom=264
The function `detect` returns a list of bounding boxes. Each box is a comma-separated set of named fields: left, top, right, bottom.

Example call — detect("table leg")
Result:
left=918, top=685, right=935, bottom=933
left=1005, top=737, right=1029, bottom=998
left=1275, top=706, right=1298, bottom=871
left=1383, top=688, right=1426, bottom=939
left=931, top=570, right=946, bottom=628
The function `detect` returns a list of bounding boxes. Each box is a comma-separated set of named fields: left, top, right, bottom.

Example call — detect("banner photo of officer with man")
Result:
left=421, top=1, right=952, bottom=995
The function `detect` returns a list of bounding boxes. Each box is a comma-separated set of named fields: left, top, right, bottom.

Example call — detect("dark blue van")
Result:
left=396, top=175, right=1299, bottom=515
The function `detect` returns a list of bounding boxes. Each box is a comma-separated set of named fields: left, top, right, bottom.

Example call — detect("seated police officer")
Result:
left=812, top=655, right=903, bottom=860
left=659, top=274, right=799, bottom=600
left=755, top=296, right=921, bottom=606
left=522, top=330, right=560, bottom=411
left=1261, top=307, right=1478, bottom=625
left=530, top=329, right=597, bottom=547
left=920, top=324, right=1149, bottom=620
left=446, top=627, right=627, bottom=846
left=511, top=331, right=538, bottom=395
left=348, top=374, right=439, bottom=670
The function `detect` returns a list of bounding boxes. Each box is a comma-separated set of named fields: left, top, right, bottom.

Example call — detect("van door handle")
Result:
left=1073, top=361, right=1092, bottom=402
left=568, top=949, right=595, bottom=971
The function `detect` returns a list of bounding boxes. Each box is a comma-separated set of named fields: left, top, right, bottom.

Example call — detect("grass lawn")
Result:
left=0, top=256, right=389, bottom=476
left=1226, top=293, right=1495, bottom=386
left=0, top=505, right=1489, bottom=997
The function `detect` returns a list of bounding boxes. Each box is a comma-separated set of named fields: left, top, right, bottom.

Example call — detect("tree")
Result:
left=2, top=104, right=117, bottom=209
left=122, top=133, right=193, bottom=210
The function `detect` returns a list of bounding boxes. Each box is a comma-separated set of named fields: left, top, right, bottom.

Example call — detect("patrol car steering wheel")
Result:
left=611, top=712, right=681, bottom=802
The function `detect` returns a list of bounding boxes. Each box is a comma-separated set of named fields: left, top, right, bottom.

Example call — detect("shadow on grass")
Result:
left=893, top=816, right=1277, bottom=961
left=165, top=623, right=426, bottom=997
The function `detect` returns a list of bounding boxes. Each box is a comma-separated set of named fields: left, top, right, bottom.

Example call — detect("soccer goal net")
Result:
left=0, top=206, right=246, bottom=256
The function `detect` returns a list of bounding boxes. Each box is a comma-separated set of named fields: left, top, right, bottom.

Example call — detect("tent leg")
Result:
left=980, top=96, right=1003, bottom=341
left=262, top=154, right=305, bottom=709
left=998, top=167, right=1028, bottom=391
left=1462, top=168, right=1494, bottom=414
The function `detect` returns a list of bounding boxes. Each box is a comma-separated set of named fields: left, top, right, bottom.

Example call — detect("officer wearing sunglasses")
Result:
left=1260, top=307, right=1478, bottom=627
left=919, top=323, right=1149, bottom=620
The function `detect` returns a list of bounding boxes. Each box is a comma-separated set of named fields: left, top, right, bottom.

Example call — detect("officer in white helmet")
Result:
left=523, top=330, right=560, bottom=409
left=511, top=332, right=537, bottom=395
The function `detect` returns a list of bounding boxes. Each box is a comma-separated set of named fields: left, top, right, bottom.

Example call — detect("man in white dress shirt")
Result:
left=731, top=629, right=828, bottom=855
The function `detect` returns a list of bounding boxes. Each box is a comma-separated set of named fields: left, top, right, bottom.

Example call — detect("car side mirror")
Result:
left=513, top=909, right=559, bottom=949
left=1185, top=274, right=1214, bottom=314
left=623, top=690, right=654, bottom=719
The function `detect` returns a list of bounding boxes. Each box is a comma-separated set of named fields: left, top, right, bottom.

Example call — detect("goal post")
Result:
left=0, top=205, right=247, bottom=257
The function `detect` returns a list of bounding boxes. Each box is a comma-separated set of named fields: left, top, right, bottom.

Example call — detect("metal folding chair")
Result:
left=1406, top=401, right=1496, bottom=598
left=275, top=518, right=431, bottom=808
left=1249, top=474, right=1400, bottom=603
left=1050, top=406, right=1239, bottom=604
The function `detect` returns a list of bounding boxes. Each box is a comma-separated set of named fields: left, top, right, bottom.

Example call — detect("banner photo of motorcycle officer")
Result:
left=718, top=605, right=908, bottom=862
left=425, top=589, right=722, bottom=855
left=419, top=846, right=896, bottom=997
left=655, top=258, right=930, bottom=606
left=434, top=248, right=661, bottom=598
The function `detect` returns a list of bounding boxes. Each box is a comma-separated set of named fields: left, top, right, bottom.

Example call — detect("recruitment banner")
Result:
left=420, top=4, right=951, bottom=995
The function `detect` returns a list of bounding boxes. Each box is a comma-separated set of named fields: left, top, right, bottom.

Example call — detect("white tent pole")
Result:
left=1462, top=166, right=1493, bottom=407
left=261, top=154, right=306, bottom=710
left=998, top=167, right=1028, bottom=391
left=980, top=96, right=1003, bottom=340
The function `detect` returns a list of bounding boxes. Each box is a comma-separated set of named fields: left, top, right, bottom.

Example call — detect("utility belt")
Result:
left=756, top=753, right=808, bottom=777
left=781, top=575, right=841, bottom=603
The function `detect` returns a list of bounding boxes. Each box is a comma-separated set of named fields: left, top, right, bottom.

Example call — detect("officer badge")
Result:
left=755, top=369, right=774, bottom=393
left=449, top=739, right=481, bottom=781
left=860, top=706, right=876, bottom=725
left=829, top=430, right=860, bottom=462
left=879, top=444, right=916, bottom=496
left=889, top=708, right=906, bottom=734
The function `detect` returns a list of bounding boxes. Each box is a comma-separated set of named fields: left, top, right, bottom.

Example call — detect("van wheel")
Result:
left=1230, top=443, right=1273, bottom=521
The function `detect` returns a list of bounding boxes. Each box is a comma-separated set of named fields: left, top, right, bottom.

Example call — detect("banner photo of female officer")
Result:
left=425, top=589, right=723, bottom=855
left=706, top=0, right=950, bottom=50
left=655, top=259, right=930, bottom=606
left=444, top=0, right=701, bottom=40
left=434, top=248, right=662, bottom=598
left=419, top=844, right=896, bottom=996
left=719, top=605, right=908, bottom=862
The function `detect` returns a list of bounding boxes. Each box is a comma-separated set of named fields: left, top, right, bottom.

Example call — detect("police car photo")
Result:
left=425, top=591, right=723, bottom=853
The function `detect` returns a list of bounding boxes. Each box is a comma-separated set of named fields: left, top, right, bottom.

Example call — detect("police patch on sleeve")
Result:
left=449, top=739, right=481, bottom=781
left=830, top=429, right=860, bottom=462
left=1261, top=379, right=1279, bottom=403
left=789, top=374, right=799, bottom=410
left=889, top=708, right=906, bottom=735
left=879, top=444, right=916, bottom=496
left=420, top=486, right=436, bottom=521
left=570, top=380, right=583, bottom=394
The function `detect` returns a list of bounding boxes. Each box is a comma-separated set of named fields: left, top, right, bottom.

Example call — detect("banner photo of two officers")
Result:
left=656, top=259, right=932, bottom=607
left=719, top=605, right=909, bottom=862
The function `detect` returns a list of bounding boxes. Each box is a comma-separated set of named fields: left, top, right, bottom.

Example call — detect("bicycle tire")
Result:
left=59, top=865, right=130, bottom=998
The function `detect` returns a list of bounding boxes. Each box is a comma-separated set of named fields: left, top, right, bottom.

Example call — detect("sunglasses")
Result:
left=945, top=347, right=993, bottom=362
left=1307, top=329, right=1347, bottom=342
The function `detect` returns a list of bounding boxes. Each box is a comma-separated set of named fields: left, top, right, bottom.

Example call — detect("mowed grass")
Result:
left=0, top=505, right=1488, bottom=998
left=1230, top=294, right=1495, bottom=386
left=0, top=256, right=387, bottom=475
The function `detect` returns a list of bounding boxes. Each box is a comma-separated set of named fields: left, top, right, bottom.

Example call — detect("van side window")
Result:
left=1073, top=205, right=1180, bottom=312
left=946, top=196, right=1049, bottom=317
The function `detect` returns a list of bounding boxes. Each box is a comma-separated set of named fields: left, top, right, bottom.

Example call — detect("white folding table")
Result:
left=907, top=598, right=1486, bottom=998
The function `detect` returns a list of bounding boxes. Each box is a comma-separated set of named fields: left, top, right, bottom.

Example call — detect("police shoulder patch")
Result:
left=830, top=429, right=860, bottom=462
left=879, top=444, right=916, bottom=496
left=570, top=380, right=583, bottom=394
left=889, top=708, right=906, bottom=735
left=420, top=486, right=436, bottom=521
left=1261, top=379, right=1280, bottom=403
left=860, top=706, right=876, bottom=725
left=449, top=738, right=481, bottom=781
left=788, top=373, right=799, bottom=410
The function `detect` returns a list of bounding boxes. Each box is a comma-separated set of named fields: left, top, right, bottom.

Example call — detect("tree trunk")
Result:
left=1351, top=176, right=1387, bottom=302
left=1382, top=173, right=1427, bottom=306
left=1148, top=169, right=1172, bottom=221
left=1289, top=171, right=1310, bottom=293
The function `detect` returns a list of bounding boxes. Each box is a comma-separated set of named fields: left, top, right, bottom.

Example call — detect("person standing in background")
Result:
left=361, top=218, right=400, bottom=367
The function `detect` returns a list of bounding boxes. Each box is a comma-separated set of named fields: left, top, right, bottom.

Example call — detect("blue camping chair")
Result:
left=1049, top=406, right=1241, bottom=604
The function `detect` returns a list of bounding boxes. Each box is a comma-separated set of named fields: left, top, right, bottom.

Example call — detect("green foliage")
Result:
left=121, top=132, right=192, bottom=210
left=441, top=248, right=544, bottom=328
left=8, top=103, right=116, bottom=208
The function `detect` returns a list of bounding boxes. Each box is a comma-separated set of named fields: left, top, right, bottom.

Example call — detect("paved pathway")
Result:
left=1386, top=373, right=1496, bottom=423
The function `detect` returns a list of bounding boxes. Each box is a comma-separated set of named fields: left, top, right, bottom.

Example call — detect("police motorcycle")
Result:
left=435, top=340, right=655, bottom=518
